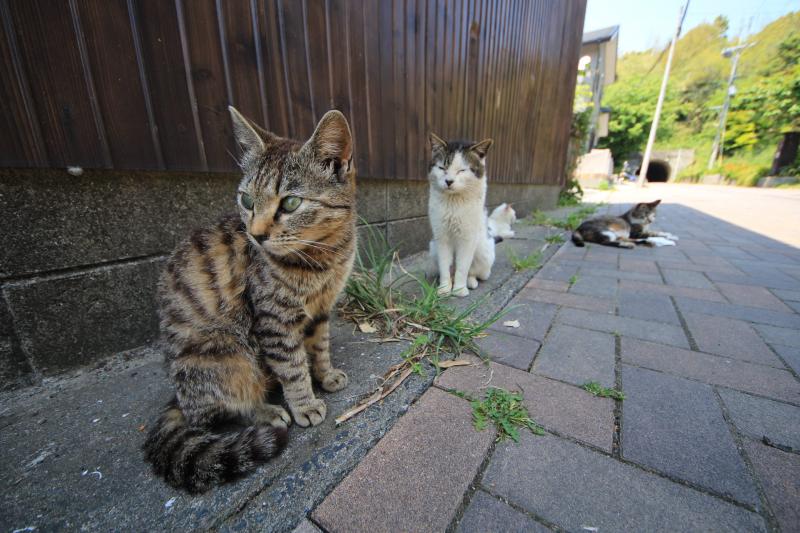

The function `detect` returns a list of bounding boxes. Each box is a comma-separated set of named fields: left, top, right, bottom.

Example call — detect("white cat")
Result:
left=488, top=203, right=516, bottom=240
left=427, top=133, right=495, bottom=297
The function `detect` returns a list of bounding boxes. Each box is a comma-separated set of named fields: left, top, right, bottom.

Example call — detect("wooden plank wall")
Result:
left=0, top=0, right=586, bottom=185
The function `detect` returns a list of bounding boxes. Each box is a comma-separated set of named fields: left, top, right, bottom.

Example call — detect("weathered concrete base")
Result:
left=757, top=176, right=798, bottom=187
left=1, top=168, right=559, bottom=389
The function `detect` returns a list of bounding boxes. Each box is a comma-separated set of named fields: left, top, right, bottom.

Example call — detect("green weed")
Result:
left=568, top=274, right=579, bottom=287
left=545, top=233, right=566, bottom=245
left=507, top=249, right=543, bottom=272
left=468, top=387, right=545, bottom=442
left=582, top=381, right=626, bottom=401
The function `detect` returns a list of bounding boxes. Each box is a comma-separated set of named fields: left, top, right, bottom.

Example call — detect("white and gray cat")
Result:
left=427, top=133, right=495, bottom=297
left=571, top=200, right=678, bottom=248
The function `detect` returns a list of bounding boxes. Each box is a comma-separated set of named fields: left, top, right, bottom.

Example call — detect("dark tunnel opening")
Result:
left=636, top=160, right=671, bottom=183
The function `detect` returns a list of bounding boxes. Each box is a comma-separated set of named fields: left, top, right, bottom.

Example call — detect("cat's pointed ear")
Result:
left=649, top=199, right=662, bottom=207
left=306, top=110, right=353, bottom=166
left=470, top=138, right=493, bottom=158
left=429, top=132, right=447, bottom=153
left=229, top=106, right=268, bottom=154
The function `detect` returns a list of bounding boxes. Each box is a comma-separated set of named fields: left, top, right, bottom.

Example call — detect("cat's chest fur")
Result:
left=429, top=185, right=487, bottom=240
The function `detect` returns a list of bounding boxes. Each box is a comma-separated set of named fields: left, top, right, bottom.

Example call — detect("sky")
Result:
left=584, top=0, right=799, bottom=54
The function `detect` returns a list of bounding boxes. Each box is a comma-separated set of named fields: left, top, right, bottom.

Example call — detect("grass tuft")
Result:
left=568, top=274, right=579, bottom=287
left=582, top=381, right=626, bottom=401
left=507, top=249, right=543, bottom=272
left=454, top=387, right=545, bottom=442
left=545, top=233, right=566, bottom=245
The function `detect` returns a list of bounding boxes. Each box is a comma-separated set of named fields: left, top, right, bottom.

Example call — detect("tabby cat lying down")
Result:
left=143, top=107, right=356, bottom=493
left=571, top=200, right=678, bottom=248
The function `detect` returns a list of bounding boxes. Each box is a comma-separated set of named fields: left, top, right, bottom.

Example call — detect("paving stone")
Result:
left=291, top=519, right=323, bottom=533
left=772, top=343, right=800, bottom=376
left=662, top=268, right=714, bottom=289
left=474, top=330, right=540, bottom=370
left=535, top=263, right=579, bottom=282
left=620, top=279, right=726, bottom=302
left=487, top=299, right=557, bottom=342
left=575, top=266, right=663, bottom=284
left=456, top=491, right=550, bottom=533
left=312, top=388, right=494, bottom=533
left=619, top=257, right=659, bottom=273
left=622, top=366, right=759, bottom=505
left=518, top=287, right=614, bottom=313
left=719, top=389, right=800, bottom=450
left=533, top=324, right=616, bottom=388
left=707, top=244, right=758, bottom=260
left=525, top=278, right=568, bottom=292
left=754, top=324, right=800, bottom=348
left=683, top=313, right=784, bottom=367
left=743, top=439, right=800, bottom=533
left=684, top=252, right=740, bottom=268
left=674, top=296, right=800, bottom=330
left=621, top=338, right=800, bottom=405
left=557, top=307, right=689, bottom=348
left=618, top=289, right=680, bottom=325
left=772, top=288, right=800, bottom=303
left=481, top=434, right=765, bottom=533
left=715, top=282, right=794, bottom=312
left=706, top=270, right=799, bottom=290
left=657, top=260, right=741, bottom=275
left=584, top=247, right=620, bottom=264
left=568, top=274, right=618, bottom=299
left=787, top=300, right=800, bottom=313
left=436, top=354, right=614, bottom=451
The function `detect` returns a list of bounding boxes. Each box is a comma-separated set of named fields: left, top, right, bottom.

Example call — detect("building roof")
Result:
left=582, top=25, right=619, bottom=45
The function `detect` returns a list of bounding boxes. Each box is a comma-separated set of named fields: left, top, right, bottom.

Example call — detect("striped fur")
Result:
left=143, top=108, right=356, bottom=493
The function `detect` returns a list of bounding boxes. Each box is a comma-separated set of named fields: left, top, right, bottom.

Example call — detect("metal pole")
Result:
left=637, top=1, right=689, bottom=187
left=708, top=45, right=749, bottom=169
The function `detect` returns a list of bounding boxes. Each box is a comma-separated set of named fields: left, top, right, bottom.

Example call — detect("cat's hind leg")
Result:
left=467, top=276, right=479, bottom=289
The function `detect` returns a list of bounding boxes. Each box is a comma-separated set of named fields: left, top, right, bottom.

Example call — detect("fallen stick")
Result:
left=335, top=365, right=414, bottom=424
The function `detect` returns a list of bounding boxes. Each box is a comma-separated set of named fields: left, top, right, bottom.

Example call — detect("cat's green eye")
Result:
left=281, top=196, right=302, bottom=212
left=240, top=192, right=254, bottom=210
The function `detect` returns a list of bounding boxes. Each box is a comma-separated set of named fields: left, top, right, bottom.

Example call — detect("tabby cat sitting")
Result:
left=571, top=200, right=678, bottom=248
left=143, top=107, right=356, bottom=493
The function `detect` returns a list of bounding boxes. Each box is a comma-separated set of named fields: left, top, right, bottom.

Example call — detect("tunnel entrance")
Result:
left=636, top=160, right=671, bottom=182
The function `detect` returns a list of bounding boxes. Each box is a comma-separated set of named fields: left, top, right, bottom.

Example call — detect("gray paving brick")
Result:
left=525, top=278, right=568, bottom=292
left=743, top=439, right=800, bottom=533
left=575, top=265, right=664, bottom=284
left=436, top=354, right=614, bottom=451
left=706, top=270, right=799, bottom=290
left=518, top=288, right=614, bottom=313
left=618, top=289, right=680, bottom=325
left=621, top=337, right=800, bottom=404
left=707, top=244, right=758, bottom=260
left=536, top=263, right=579, bottom=282
left=312, top=388, right=494, bottom=533
left=622, top=366, right=759, bottom=505
left=488, top=299, right=557, bottom=342
left=619, top=257, right=659, bottom=273
left=662, top=269, right=714, bottom=289
left=657, top=259, right=741, bottom=275
left=568, top=274, right=618, bottom=299
left=788, top=300, right=800, bottom=313
left=620, top=279, right=726, bottom=302
left=772, top=343, right=800, bottom=376
left=481, top=434, right=765, bottom=533
left=684, top=312, right=784, bottom=367
left=773, top=288, right=800, bottom=303
left=716, top=282, right=794, bottom=312
left=557, top=307, right=689, bottom=348
left=674, top=296, right=800, bottom=329
left=533, top=324, right=616, bottom=387
left=475, top=330, right=540, bottom=370
left=291, top=519, right=322, bottom=533
left=719, top=389, right=800, bottom=450
left=456, top=491, right=550, bottom=533
left=755, top=324, right=800, bottom=348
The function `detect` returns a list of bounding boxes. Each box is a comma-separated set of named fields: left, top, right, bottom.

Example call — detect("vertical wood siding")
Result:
left=0, top=0, right=586, bottom=185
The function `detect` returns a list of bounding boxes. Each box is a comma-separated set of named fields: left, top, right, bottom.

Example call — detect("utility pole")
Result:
left=637, top=1, right=689, bottom=187
left=707, top=43, right=753, bottom=169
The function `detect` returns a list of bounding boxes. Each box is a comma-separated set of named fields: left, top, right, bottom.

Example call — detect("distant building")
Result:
left=580, top=25, right=619, bottom=150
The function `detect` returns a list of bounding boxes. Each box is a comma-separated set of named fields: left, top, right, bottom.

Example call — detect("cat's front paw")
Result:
left=290, top=399, right=327, bottom=427
left=437, top=283, right=453, bottom=296
left=256, top=404, right=291, bottom=429
left=320, top=368, right=349, bottom=392
left=467, top=276, right=478, bottom=289
left=451, top=286, right=470, bottom=297
left=663, top=232, right=679, bottom=241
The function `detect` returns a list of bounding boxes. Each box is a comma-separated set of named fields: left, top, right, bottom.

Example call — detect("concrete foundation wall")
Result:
left=1, top=169, right=558, bottom=389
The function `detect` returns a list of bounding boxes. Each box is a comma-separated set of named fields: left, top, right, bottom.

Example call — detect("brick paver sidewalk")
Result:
left=308, top=195, right=800, bottom=532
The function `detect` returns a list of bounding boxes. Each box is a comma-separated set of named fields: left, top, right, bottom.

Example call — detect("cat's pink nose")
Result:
left=445, top=179, right=453, bottom=187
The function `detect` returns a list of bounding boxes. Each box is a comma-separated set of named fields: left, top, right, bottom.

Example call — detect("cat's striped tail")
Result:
left=143, top=400, right=287, bottom=494
left=571, top=230, right=585, bottom=247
